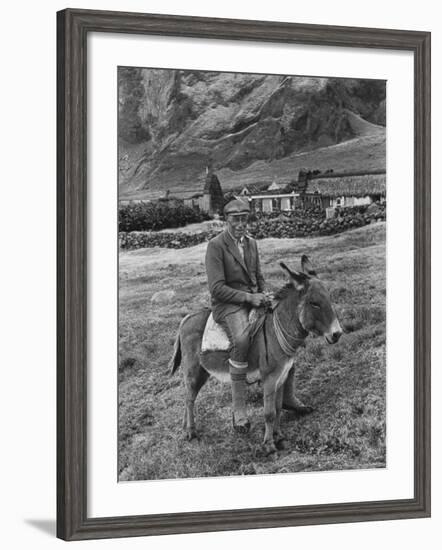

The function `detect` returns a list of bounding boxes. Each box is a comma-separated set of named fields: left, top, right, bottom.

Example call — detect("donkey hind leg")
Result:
left=183, top=363, right=209, bottom=441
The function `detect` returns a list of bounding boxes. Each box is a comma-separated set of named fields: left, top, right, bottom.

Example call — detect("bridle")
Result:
left=272, top=303, right=308, bottom=356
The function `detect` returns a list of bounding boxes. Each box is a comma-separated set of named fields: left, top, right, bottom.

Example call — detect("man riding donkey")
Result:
left=205, top=198, right=312, bottom=433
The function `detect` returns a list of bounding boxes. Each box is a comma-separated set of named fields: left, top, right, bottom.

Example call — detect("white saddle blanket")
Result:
left=201, top=310, right=258, bottom=352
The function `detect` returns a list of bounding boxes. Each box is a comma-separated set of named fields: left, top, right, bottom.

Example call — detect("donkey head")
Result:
left=279, top=256, right=342, bottom=344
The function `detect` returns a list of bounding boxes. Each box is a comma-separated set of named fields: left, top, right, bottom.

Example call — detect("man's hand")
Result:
left=247, top=293, right=267, bottom=308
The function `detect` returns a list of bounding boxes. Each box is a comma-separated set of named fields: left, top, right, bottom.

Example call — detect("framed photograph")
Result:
left=57, top=8, right=431, bottom=541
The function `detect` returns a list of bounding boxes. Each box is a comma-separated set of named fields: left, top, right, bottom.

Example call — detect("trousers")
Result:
left=216, top=307, right=251, bottom=366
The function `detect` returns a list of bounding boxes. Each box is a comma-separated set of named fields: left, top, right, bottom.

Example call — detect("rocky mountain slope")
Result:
left=118, top=68, right=386, bottom=199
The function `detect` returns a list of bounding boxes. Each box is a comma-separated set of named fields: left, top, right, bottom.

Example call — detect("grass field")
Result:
left=118, top=222, right=386, bottom=481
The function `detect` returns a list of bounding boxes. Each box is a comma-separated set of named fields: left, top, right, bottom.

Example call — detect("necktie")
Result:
left=237, top=238, right=245, bottom=262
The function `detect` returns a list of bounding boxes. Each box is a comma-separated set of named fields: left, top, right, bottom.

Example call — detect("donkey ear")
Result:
left=301, top=255, right=318, bottom=277
left=279, top=262, right=309, bottom=291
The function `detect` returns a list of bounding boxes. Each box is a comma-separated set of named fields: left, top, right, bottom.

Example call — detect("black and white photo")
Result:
left=118, top=67, right=387, bottom=481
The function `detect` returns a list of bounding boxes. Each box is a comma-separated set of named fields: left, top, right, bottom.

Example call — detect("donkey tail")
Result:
left=168, top=310, right=209, bottom=376
left=169, top=314, right=192, bottom=375
left=168, top=330, right=182, bottom=376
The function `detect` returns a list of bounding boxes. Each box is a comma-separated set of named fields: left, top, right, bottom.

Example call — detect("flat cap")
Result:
left=223, top=199, right=251, bottom=216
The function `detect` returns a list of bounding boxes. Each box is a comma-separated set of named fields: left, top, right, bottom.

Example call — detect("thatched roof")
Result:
left=240, top=185, right=260, bottom=195
left=305, top=174, right=386, bottom=198
left=249, top=190, right=295, bottom=197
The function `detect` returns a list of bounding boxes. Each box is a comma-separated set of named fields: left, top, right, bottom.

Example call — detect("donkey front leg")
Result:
left=262, top=378, right=278, bottom=455
left=273, top=386, right=289, bottom=450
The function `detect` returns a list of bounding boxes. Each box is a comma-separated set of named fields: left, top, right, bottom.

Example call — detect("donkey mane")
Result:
left=273, top=282, right=296, bottom=303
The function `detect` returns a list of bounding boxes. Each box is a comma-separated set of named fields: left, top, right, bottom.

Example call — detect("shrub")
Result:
left=119, top=230, right=221, bottom=250
left=248, top=203, right=385, bottom=239
left=118, top=201, right=210, bottom=232
left=119, top=202, right=386, bottom=250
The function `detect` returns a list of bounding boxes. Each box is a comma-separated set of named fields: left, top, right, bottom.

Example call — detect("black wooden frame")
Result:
left=57, top=8, right=431, bottom=541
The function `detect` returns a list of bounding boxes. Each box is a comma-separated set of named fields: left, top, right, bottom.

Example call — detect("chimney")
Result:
left=206, top=158, right=214, bottom=177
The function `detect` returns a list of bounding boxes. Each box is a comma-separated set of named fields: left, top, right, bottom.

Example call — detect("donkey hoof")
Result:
left=296, top=405, right=314, bottom=415
left=275, top=437, right=289, bottom=451
left=232, top=413, right=251, bottom=434
left=263, top=441, right=278, bottom=456
left=186, top=429, right=199, bottom=441
left=283, top=403, right=314, bottom=415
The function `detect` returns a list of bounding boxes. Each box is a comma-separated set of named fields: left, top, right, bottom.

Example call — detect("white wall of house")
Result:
left=199, top=195, right=210, bottom=212
left=262, top=198, right=273, bottom=212
left=357, top=196, right=373, bottom=206
left=281, top=197, right=291, bottom=210
left=353, top=196, right=373, bottom=206
left=331, top=196, right=344, bottom=207
left=251, top=193, right=298, bottom=212
left=331, top=195, right=373, bottom=208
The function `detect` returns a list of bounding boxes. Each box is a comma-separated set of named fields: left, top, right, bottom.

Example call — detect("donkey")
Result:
left=168, top=255, right=342, bottom=454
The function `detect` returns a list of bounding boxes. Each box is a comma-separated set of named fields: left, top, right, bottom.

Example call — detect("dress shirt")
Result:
left=236, top=237, right=245, bottom=262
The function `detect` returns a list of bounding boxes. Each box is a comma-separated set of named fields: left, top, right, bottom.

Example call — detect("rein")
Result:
left=272, top=303, right=308, bottom=357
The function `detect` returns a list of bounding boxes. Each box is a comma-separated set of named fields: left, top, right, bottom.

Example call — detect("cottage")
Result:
left=303, top=174, right=386, bottom=210
left=184, top=193, right=203, bottom=210
left=230, top=179, right=299, bottom=213
left=248, top=190, right=299, bottom=213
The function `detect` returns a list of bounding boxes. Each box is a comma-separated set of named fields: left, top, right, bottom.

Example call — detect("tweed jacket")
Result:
left=205, top=229, right=265, bottom=323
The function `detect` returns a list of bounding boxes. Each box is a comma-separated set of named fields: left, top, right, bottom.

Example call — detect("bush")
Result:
left=119, top=202, right=386, bottom=250
left=248, top=203, right=385, bottom=239
left=118, top=201, right=210, bottom=232
left=119, top=230, right=221, bottom=250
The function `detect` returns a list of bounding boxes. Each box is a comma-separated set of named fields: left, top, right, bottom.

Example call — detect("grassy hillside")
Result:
left=118, top=222, right=386, bottom=480
left=121, top=132, right=385, bottom=200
